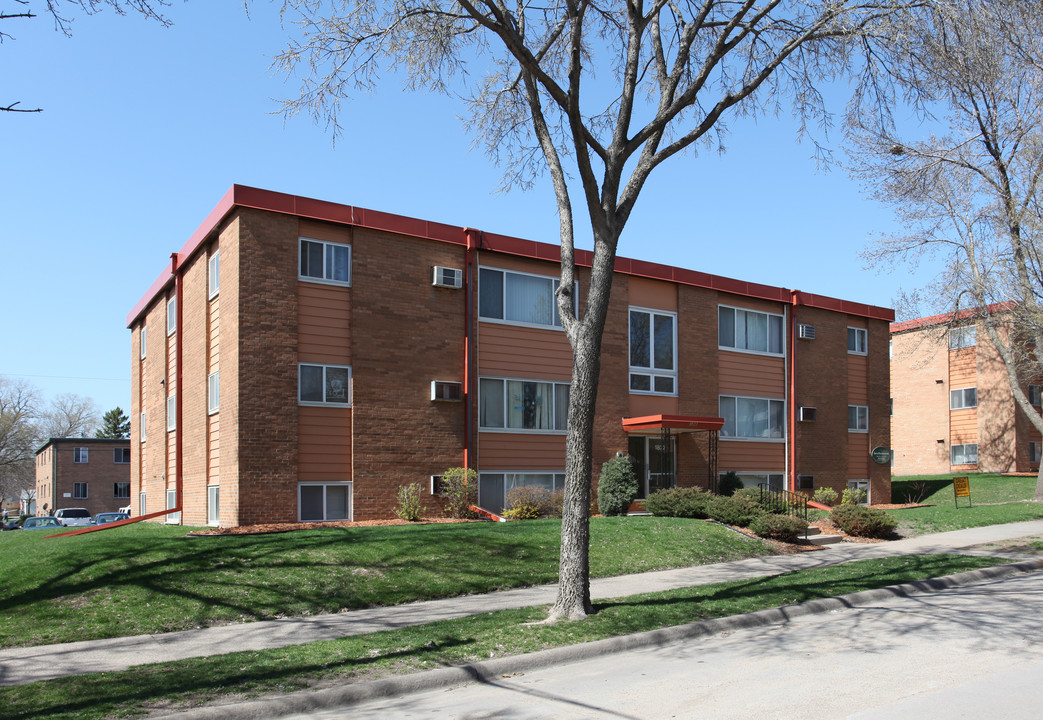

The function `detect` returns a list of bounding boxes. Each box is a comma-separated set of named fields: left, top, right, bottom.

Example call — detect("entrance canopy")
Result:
left=621, top=415, right=723, bottom=494
left=622, top=414, right=725, bottom=433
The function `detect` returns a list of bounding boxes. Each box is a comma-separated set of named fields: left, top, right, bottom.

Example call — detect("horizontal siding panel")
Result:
left=950, top=409, right=977, bottom=444
left=478, top=432, right=567, bottom=470
left=298, top=408, right=351, bottom=479
left=298, top=283, right=351, bottom=363
left=478, top=322, right=572, bottom=380
left=628, top=394, right=679, bottom=418
left=628, top=277, right=677, bottom=311
left=847, top=355, right=868, bottom=404
left=848, top=434, right=869, bottom=477
left=718, top=351, right=785, bottom=397
left=719, top=441, right=785, bottom=472
left=949, top=348, right=977, bottom=387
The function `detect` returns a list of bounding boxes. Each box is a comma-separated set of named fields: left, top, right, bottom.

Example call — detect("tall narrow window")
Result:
left=208, top=250, right=220, bottom=299
left=629, top=308, right=677, bottom=395
left=166, top=296, right=176, bottom=335
left=166, top=395, right=176, bottom=431
left=208, top=371, right=220, bottom=414
left=140, top=412, right=146, bottom=442
left=299, top=238, right=351, bottom=285
left=207, top=485, right=220, bottom=525
left=1030, top=385, right=1041, bottom=406
left=140, top=326, right=147, bottom=359
left=166, top=489, right=180, bottom=524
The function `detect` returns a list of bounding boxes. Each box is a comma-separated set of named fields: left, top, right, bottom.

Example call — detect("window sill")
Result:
left=479, top=317, right=566, bottom=332
left=299, top=276, right=351, bottom=288
left=720, top=436, right=786, bottom=443
left=479, top=428, right=568, bottom=436
left=719, top=346, right=786, bottom=358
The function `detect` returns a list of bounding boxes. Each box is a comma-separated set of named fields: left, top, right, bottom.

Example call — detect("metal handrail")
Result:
left=757, top=485, right=809, bottom=539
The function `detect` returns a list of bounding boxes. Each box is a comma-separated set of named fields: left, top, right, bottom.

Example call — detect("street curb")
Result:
left=153, top=558, right=1043, bottom=720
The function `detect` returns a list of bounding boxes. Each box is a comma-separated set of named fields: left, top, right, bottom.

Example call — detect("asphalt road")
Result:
left=282, top=569, right=1043, bottom=720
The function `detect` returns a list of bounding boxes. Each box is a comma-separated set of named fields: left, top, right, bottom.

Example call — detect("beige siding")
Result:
left=298, top=282, right=352, bottom=363
left=298, top=407, right=352, bottom=480
left=478, top=432, right=567, bottom=469
left=718, top=351, right=785, bottom=397
left=478, top=322, right=572, bottom=380
left=719, top=441, right=785, bottom=472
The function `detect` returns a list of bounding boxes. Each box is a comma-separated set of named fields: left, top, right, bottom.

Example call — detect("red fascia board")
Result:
left=623, top=414, right=726, bottom=432
left=889, top=301, right=1015, bottom=333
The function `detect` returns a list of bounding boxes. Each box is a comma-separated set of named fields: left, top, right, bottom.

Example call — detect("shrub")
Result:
left=830, top=504, right=897, bottom=538
left=547, top=489, right=565, bottom=518
left=811, top=486, right=839, bottom=506
left=749, top=513, right=807, bottom=543
left=841, top=487, right=868, bottom=505
left=644, top=487, right=713, bottom=519
left=598, top=454, right=639, bottom=516
left=706, top=493, right=765, bottom=528
left=394, top=483, right=424, bottom=521
left=441, top=467, right=479, bottom=519
left=503, top=485, right=553, bottom=520
left=718, top=471, right=743, bottom=496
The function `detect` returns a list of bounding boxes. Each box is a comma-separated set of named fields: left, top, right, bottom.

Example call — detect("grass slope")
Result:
left=890, top=473, right=1043, bottom=534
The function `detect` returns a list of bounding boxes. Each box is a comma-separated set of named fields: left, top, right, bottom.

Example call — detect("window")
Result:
left=140, top=326, right=147, bottom=359
left=847, top=327, right=867, bottom=354
left=207, top=485, right=220, bottom=525
left=139, top=492, right=146, bottom=516
left=73, top=447, right=88, bottom=463
left=114, top=482, right=130, bottom=499
left=1030, top=385, right=1041, bottom=406
left=846, top=480, right=869, bottom=504
left=114, top=448, right=130, bottom=464
left=479, top=377, right=569, bottom=431
left=166, top=489, right=180, bottom=524
left=299, top=238, right=351, bottom=285
left=73, top=482, right=88, bottom=499
left=208, top=250, right=220, bottom=299
left=723, top=472, right=785, bottom=493
left=299, top=482, right=352, bottom=522
left=478, top=472, right=564, bottom=514
left=950, top=387, right=978, bottom=410
left=848, top=405, right=869, bottom=432
left=949, top=326, right=976, bottom=349
left=166, top=296, right=176, bottom=335
left=719, top=306, right=784, bottom=354
left=478, top=267, right=575, bottom=328
left=629, top=308, right=676, bottom=394
left=951, top=443, right=978, bottom=465
left=166, top=395, right=176, bottom=432
left=298, top=364, right=352, bottom=405
left=140, top=412, right=146, bottom=443
left=719, top=396, right=785, bottom=439
left=1031, top=442, right=1042, bottom=464
left=208, top=372, right=220, bottom=414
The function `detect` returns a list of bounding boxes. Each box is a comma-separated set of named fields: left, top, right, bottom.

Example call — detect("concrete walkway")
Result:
left=3, top=519, right=1043, bottom=688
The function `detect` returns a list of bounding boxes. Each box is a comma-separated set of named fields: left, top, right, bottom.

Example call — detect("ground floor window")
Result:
left=1031, top=442, right=1041, bottom=464
left=207, top=485, right=220, bottom=526
left=166, top=489, right=180, bottom=524
left=478, top=472, right=564, bottom=514
left=113, top=482, right=130, bottom=499
left=73, top=482, right=88, bottom=499
left=299, top=482, right=352, bottom=522
left=951, top=443, right=978, bottom=466
left=139, top=492, right=146, bottom=516
left=847, top=479, right=869, bottom=504
left=723, top=472, right=784, bottom=493
left=628, top=436, right=676, bottom=498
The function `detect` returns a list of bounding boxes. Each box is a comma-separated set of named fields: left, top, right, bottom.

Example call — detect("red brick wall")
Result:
left=35, top=440, right=131, bottom=517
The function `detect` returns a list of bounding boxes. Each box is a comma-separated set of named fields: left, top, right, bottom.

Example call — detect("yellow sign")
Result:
left=953, top=477, right=970, bottom=498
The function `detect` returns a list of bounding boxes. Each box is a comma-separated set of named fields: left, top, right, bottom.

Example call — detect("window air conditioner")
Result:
left=432, top=266, right=463, bottom=289
left=798, top=323, right=816, bottom=340
left=797, top=475, right=815, bottom=490
left=798, top=406, right=817, bottom=422
left=431, top=381, right=463, bottom=402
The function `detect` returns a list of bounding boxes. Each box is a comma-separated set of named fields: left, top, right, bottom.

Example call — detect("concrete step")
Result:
left=806, top=533, right=844, bottom=546
left=805, top=525, right=822, bottom=537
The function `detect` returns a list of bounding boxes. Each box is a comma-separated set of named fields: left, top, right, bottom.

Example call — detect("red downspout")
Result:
left=463, top=229, right=479, bottom=469
left=788, top=290, right=800, bottom=493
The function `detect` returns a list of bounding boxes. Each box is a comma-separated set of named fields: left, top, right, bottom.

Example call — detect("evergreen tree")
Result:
left=95, top=407, right=130, bottom=439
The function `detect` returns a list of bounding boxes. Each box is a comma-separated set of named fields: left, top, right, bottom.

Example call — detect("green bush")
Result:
left=598, top=454, right=639, bottom=516
left=841, top=487, right=867, bottom=505
left=732, top=487, right=790, bottom=514
left=503, top=485, right=553, bottom=520
left=811, top=486, right=839, bottom=506
left=547, top=489, right=565, bottom=518
left=830, top=504, right=897, bottom=538
left=718, top=471, right=743, bottom=496
left=441, top=467, right=479, bottom=519
left=394, top=483, right=424, bottom=521
left=749, top=513, right=807, bottom=543
left=644, top=487, right=713, bottom=519
left=707, top=493, right=766, bottom=528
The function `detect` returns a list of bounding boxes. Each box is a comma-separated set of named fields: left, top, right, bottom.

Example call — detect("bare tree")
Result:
left=274, top=0, right=931, bottom=620
left=0, top=376, right=40, bottom=506
left=2, top=0, right=175, bottom=112
left=39, top=392, right=100, bottom=438
left=849, top=0, right=1043, bottom=501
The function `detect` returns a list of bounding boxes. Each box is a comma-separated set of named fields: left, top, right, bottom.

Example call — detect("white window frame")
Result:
left=718, top=305, right=785, bottom=356
left=208, top=371, right=220, bottom=415
left=73, top=447, right=88, bottom=463
left=139, top=492, right=146, bottom=516
left=140, top=326, right=147, bottom=359
left=724, top=472, right=785, bottom=493
left=478, top=471, right=565, bottom=514
left=949, top=326, right=977, bottom=349
left=719, top=395, right=786, bottom=441
left=208, top=250, right=220, bottom=299
left=847, top=327, right=868, bottom=355
left=298, top=481, right=354, bottom=522
left=113, top=447, right=130, bottom=464
left=846, top=480, right=870, bottom=504
left=950, top=387, right=978, bottom=410
left=848, top=405, right=869, bottom=432
left=628, top=307, right=678, bottom=396
left=298, top=364, right=352, bottom=406
left=166, top=296, right=176, bottom=336
left=73, top=482, right=88, bottom=499
left=299, top=237, right=352, bottom=286
left=951, top=443, right=979, bottom=465
left=113, top=482, right=130, bottom=499
left=140, top=412, right=146, bottom=443
left=166, top=395, right=176, bottom=432
left=207, top=485, right=220, bottom=526
left=478, top=376, right=570, bottom=433
left=477, top=266, right=576, bottom=330
left=166, top=489, right=180, bottom=524
left=1031, top=442, right=1042, bottom=464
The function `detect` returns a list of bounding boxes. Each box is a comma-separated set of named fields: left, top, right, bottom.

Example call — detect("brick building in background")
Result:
left=35, top=438, right=132, bottom=516
left=890, top=310, right=1042, bottom=475
left=127, top=185, right=893, bottom=528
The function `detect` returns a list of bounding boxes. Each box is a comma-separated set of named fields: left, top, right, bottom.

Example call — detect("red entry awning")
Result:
left=622, top=414, right=725, bottom=433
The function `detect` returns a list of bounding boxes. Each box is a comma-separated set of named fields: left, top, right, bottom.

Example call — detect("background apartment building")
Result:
left=35, top=438, right=132, bottom=516
left=890, top=312, right=1043, bottom=475
left=128, top=185, right=892, bottom=527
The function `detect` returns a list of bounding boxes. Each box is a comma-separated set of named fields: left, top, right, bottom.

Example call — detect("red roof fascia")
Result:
left=622, top=414, right=726, bottom=432
left=889, top=301, right=1016, bottom=333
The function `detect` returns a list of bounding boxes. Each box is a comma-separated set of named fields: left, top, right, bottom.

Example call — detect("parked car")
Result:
left=21, top=517, right=64, bottom=531
left=54, top=508, right=92, bottom=527
left=93, top=512, right=130, bottom=525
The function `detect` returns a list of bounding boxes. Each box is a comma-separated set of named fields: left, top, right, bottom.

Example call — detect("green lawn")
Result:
left=0, top=554, right=1003, bottom=720
left=0, top=516, right=773, bottom=648
left=889, top=473, right=1043, bottom=535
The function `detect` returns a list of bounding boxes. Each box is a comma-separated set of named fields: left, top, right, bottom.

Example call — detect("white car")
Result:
left=54, top=508, right=92, bottom=527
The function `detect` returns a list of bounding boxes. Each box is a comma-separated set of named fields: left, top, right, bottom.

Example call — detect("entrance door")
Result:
left=627, top=435, right=676, bottom=499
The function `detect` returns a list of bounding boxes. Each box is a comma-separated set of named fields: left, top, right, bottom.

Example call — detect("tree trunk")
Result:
left=1035, top=464, right=1043, bottom=502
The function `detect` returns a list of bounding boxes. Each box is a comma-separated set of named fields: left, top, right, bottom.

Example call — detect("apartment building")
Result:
left=890, top=311, right=1042, bottom=475
left=35, top=438, right=133, bottom=516
left=127, top=185, right=893, bottom=527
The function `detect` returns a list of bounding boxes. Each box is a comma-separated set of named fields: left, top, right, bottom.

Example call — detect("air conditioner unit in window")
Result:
left=797, top=475, right=815, bottom=490
left=798, top=406, right=817, bottom=422
left=431, top=381, right=463, bottom=402
left=798, top=323, right=816, bottom=340
left=432, top=266, right=463, bottom=289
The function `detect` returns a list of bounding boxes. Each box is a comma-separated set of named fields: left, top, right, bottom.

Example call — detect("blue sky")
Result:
left=2, top=2, right=937, bottom=417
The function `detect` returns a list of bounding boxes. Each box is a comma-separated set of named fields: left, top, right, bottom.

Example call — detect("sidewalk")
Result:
left=3, top=519, right=1043, bottom=688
